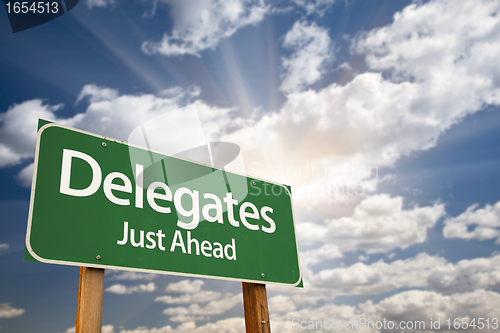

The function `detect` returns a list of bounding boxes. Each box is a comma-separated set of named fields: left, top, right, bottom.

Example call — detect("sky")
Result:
left=1, top=0, right=500, bottom=332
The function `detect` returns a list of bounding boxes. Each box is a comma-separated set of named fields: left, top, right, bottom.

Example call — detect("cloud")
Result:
left=2, top=1, right=500, bottom=298
left=309, top=253, right=445, bottom=295
left=15, top=163, right=34, bottom=188
left=0, top=84, right=232, bottom=187
left=85, top=0, right=114, bottom=10
left=0, top=243, right=9, bottom=250
left=103, top=326, right=116, bottom=333
left=0, top=83, right=215, bottom=165
left=162, top=293, right=242, bottom=322
left=269, top=295, right=296, bottom=313
left=360, top=289, right=500, bottom=332
left=155, top=291, right=221, bottom=304
left=69, top=286, right=498, bottom=333
left=270, top=289, right=500, bottom=333
left=358, top=254, right=369, bottom=261
left=0, top=99, right=61, bottom=167
left=354, top=0, right=500, bottom=137
left=76, top=84, right=119, bottom=103
left=443, top=201, right=500, bottom=243
left=299, top=243, right=343, bottom=272
left=269, top=252, right=500, bottom=308
left=287, top=253, right=500, bottom=303
left=141, top=0, right=268, bottom=57
left=280, top=21, right=332, bottom=93
left=165, top=279, right=205, bottom=293
left=107, top=271, right=158, bottom=281
left=297, top=194, right=445, bottom=254
left=292, top=0, right=336, bottom=16
left=156, top=280, right=239, bottom=322
left=65, top=84, right=208, bottom=142
left=222, top=0, right=500, bottom=209
left=0, top=303, right=25, bottom=318
left=118, top=318, right=245, bottom=333
left=3, top=0, right=499, bottom=198
left=105, top=282, right=156, bottom=294
left=167, top=315, right=209, bottom=323
left=7, top=0, right=500, bottom=204
left=357, top=0, right=500, bottom=101
left=427, top=255, right=500, bottom=293
left=63, top=325, right=114, bottom=333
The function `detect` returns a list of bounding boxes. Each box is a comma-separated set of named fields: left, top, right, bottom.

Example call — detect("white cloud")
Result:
left=299, top=243, right=343, bottom=273
left=86, top=0, right=114, bottom=10
left=0, top=84, right=231, bottom=179
left=358, top=254, right=369, bottom=261
left=168, top=315, right=209, bottom=323
left=357, top=0, right=500, bottom=103
left=270, top=289, right=500, bottom=333
left=76, top=84, right=119, bottom=103
left=0, top=243, right=9, bottom=250
left=15, top=163, right=34, bottom=188
left=155, top=291, right=221, bottom=304
left=293, top=0, right=336, bottom=16
left=427, top=255, right=500, bottom=293
left=2, top=4, right=500, bottom=312
left=65, top=84, right=205, bottom=142
left=285, top=253, right=500, bottom=302
left=354, top=0, right=500, bottom=133
left=269, top=302, right=362, bottom=333
left=443, top=201, right=500, bottom=242
left=0, top=303, right=25, bottom=318
left=297, top=194, right=445, bottom=254
left=269, top=295, right=296, bottom=313
left=162, top=293, right=242, bottom=322
left=309, top=253, right=445, bottom=295
left=103, top=327, right=116, bottom=333
left=2, top=86, right=236, bottom=191
left=165, top=279, right=205, bottom=293
left=102, top=326, right=116, bottom=333
left=107, top=271, right=158, bottom=281
left=7, top=0, right=500, bottom=211
left=361, top=289, right=500, bottom=332
left=2, top=0, right=499, bottom=202
left=222, top=0, right=500, bottom=210
left=280, top=21, right=332, bottom=93
left=156, top=280, right=240, bottom=322
left=141, top=0, right=268, bottom=57
left=105, top=282, right=156, bottom=294
left=118, top=318, right=245, bottom=333
left=63, top=325, right=114, bottom=333
left=0, top=99, right=61, bottom=167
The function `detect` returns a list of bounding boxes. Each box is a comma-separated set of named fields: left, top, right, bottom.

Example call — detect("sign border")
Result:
left=26, top=122, right=303, bottom=287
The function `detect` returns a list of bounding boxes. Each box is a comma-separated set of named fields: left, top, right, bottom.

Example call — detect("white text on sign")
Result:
left=59, top=149, right=277, bottom=233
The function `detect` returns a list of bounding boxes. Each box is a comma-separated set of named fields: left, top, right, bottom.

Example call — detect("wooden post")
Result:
left=242, top=282, right=271, bottom=333
left=75, top=267, right=105, bottom=333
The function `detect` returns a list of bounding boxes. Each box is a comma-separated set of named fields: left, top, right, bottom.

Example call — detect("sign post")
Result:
left=75, top=267, right=105, bottom=333
left=26, top=120, right=302, bottom=332
left=242, top=282, right=271, bottom=333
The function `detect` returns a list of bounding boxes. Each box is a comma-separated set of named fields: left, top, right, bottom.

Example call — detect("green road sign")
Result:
left=25, top=121, right=302, bottom=286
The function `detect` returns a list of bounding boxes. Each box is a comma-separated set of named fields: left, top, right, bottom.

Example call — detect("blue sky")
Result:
left=1, top=0, right=500, bottom=332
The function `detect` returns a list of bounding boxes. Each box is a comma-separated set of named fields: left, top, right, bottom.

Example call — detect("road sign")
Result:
left=25, top=121, right=302, bottom=286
